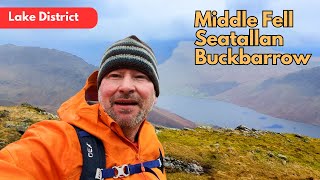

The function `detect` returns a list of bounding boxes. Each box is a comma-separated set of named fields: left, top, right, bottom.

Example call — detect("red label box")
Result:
left=0, top=7, right=98, bottom=28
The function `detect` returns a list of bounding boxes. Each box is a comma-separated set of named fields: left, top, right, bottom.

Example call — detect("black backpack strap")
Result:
left=73, top=126, right=106, bottom=180
left=157, top=149, right=164, bottom=173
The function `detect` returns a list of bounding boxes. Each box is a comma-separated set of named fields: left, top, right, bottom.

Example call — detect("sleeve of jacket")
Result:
left=0, top=120, right=82, bottom=180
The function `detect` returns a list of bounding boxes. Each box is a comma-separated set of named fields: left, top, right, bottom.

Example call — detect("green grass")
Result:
left=158, top=128, right=320, bottom=179
left=0, top=105, right=57, bottom=149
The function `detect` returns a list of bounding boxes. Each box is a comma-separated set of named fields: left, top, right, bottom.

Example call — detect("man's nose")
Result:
left=118, top=76, right=135, bottom=94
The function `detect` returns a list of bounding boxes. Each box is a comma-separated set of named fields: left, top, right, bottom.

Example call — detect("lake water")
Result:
left=156, top=95, right=320, bottom=138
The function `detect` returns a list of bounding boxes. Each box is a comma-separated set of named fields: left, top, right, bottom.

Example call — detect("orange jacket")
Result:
left=0, top=71, right=166, bottom=180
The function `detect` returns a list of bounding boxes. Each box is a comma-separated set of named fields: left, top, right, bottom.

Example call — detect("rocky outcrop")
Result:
left=234, top=125, right=266, bottom=138
left=164, top=156, right=204, bottom=175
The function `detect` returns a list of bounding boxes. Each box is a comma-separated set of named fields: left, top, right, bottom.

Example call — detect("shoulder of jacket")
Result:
left=21, top=120, right=82, bottom=178
left=24, top=120, right=76, bottom=138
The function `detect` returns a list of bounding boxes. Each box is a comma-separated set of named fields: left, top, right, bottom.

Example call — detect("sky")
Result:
left=0, top=0, right=319, bottom=66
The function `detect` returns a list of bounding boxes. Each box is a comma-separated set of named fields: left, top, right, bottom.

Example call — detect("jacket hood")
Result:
left=57, top=71, right=102, bottom=134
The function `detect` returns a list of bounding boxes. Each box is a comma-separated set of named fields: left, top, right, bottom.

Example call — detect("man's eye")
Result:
left=135, top=75, right=148, bottom=79
left=108, top=74, right=121, bottom=78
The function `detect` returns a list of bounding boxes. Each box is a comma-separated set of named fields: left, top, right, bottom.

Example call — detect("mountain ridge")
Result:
left=0, top=44, right=195, bottom=129
left=216, top=66, right=320, bottom=125
left=158, top=41, right=320, bottom=125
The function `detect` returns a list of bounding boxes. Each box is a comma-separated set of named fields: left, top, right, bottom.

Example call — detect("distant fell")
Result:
left=0, top=44, right=97, bottom=111
left=218, top=66, right=320, bottom=125
left=147, top=107, right=196, bottom=129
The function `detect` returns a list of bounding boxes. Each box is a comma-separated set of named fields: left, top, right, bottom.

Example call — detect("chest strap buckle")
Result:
left=112, top=164, right=130, bottom=178
left=95, top=168, right=103, bottom=180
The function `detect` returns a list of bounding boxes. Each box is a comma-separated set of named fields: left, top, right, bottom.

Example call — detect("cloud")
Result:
left=0, top=0, right=319, bottom=65
left=225, top=0, right=320, bottom=48
left=158, top=40, right=318, bottom=96
left=0, top=0, right=319, bottom=44
left=93, top=1, right=227, bottom=41
left=0, top=1, right=226, bottom=42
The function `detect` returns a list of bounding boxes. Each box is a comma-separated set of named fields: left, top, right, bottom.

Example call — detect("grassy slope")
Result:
left=158, top=128, right=320, bottom=179
left=0, top=104, right=57, bottom=149
left=1, top=105, right=320, bottom=179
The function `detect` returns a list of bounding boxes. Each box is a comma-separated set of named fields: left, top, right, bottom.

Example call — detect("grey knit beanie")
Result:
left=97, top=35, right=159, bottom=97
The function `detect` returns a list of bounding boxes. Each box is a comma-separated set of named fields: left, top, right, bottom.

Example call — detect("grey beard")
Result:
left=106, top=108, right=146, bottom=129
left=98, top=90, right=155, bottom=129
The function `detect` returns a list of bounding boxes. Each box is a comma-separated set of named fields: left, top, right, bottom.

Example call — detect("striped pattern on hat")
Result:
left=97, top=35, right=159, bottom=97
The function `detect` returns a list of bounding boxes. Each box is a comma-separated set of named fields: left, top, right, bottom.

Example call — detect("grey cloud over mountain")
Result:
left=158, top=41, right=316, bottom=97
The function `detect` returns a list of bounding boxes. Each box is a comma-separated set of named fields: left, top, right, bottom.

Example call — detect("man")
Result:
left=0, top=35, right=166, bottom=179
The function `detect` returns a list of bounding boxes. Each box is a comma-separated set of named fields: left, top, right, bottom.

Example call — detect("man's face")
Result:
left=98, top=68, right=157, bottom=129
